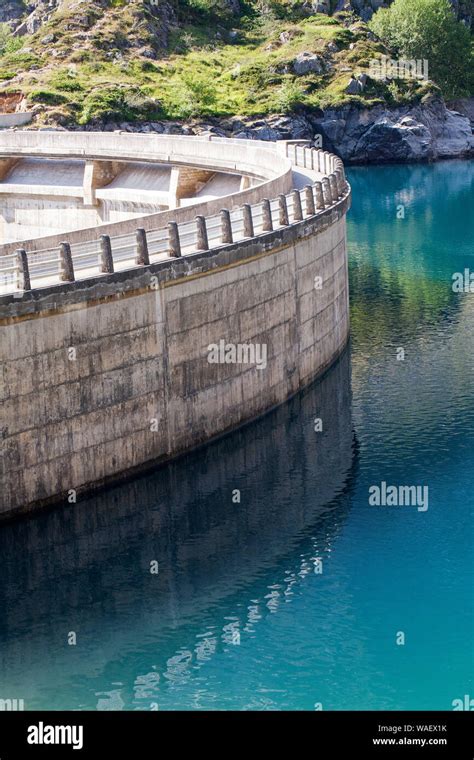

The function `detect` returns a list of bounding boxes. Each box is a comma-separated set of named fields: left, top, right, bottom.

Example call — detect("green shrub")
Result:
left=0, top=24, right=23, bottom=56
left=369, top=0, right=472, bottom=98
left=275, top=79, right=304, bottom=112
left=79, top=85, right=161, bottom=123
left=2, top=51, right=41, bottom=69
left=167, top=73, right=217, bottom=118
left=49, top=72, right=84, bottom=92
left=0, top=68, right=15, bottom=80
left=182, top=0, right=238, bottom=23
left=28, top=90, right=69, bottom=106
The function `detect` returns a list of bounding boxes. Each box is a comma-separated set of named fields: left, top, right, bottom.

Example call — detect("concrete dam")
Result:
left=0, top=132, right=351, bottom=518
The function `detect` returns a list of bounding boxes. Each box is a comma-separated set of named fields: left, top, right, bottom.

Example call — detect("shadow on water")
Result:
left=0, top=348, right=357, bottom=706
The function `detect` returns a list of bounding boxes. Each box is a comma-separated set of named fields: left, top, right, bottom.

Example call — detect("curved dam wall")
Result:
left=0, top=138, right=351, bottom=518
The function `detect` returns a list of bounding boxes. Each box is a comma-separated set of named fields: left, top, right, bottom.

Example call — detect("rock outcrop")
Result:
left=13, top=1, right=63, bottom=36
left=447, top=97, right=474, bottom=129
left=189, top=95, right=472, bottom=163
left=0, top=1, right=26, bottom=25
left=315, top=96, right=474, bottom=162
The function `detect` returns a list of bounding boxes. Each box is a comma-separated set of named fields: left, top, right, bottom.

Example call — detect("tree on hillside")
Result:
left=369, top=0, right=473, bottom=98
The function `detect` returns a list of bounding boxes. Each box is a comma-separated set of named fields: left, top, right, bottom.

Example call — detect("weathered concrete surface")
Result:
left=0, top=113, right=32, bottom=128
left=0, top=194, right=350, bottom=518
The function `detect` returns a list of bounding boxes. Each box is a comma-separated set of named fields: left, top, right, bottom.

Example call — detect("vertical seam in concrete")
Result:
left=291, top=240, right=301, bottom=390
left=158, top=282, right=172, bottom=457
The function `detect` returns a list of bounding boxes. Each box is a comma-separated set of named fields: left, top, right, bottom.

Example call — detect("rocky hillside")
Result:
left=2, top=0, right=472, bottom=29
left=0, top=0, right=472, bottom=162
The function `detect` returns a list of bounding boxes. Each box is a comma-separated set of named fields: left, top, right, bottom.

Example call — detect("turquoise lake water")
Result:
left=0, top=160, right=473, bottom=711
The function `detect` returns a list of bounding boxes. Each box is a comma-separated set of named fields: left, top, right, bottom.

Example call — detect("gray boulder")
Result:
left=312, top=0, right=330, bottom=12
left=446, top=97, right=474, bottom=129
left=345, top=78, right=363, bottom=95
left=293, top=52, right=325, bottom=76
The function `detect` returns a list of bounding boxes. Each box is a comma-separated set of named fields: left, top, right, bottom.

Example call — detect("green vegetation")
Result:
left=79, top=85, right=162, bottom=124
left=0, top=0, right=470, bottom=124
left=0, top=24, right=23, bottom=56
left=28, top=89, right=69, bottom=106
left=275, top=80, right=305, bottom=112
left=369, top=0, right=473, bottom=98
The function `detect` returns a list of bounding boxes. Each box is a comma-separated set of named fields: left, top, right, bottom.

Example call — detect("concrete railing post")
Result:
left=304, top=185, right=315, bottom=217
left=16, top=248, right=31, bottom=291
left=196, top=215, right=209, bottom=251
left=220, top=209, right=233, bottom=244
left=322, top=178, right=332, bottom=207
left=278, top=194, right=289, bottom=226
left=336, top=161, right=346, bottom=182
left=329, top=173, right=339, bottom=202
left=100, top=234, right=114, bottom=274
left=135, top=228, right=150, bottom=266
left=335, top=169, right=344, bottom=197
left=168, top=222, right=181, bottom=258
left=59, top=241, right=75, bottom=282
left=262, top=198, right=273, bottom=232
left=243, top=203, right=254, bottom=238
left=291, top=189, right=303, bottom=222
left=324, top=151, right=331, bottom=174
left=315, top=181, right=325, bottom=210
left=337, top=171, right=344, bottom=197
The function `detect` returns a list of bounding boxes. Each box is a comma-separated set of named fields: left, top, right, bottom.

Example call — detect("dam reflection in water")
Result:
left=0, top=349, right=356, bottom=710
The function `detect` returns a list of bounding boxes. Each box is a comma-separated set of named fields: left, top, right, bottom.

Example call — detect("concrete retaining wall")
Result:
left=0, top=113, right=32, bottom=128
left=0, top=194, right=350, bottom=518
